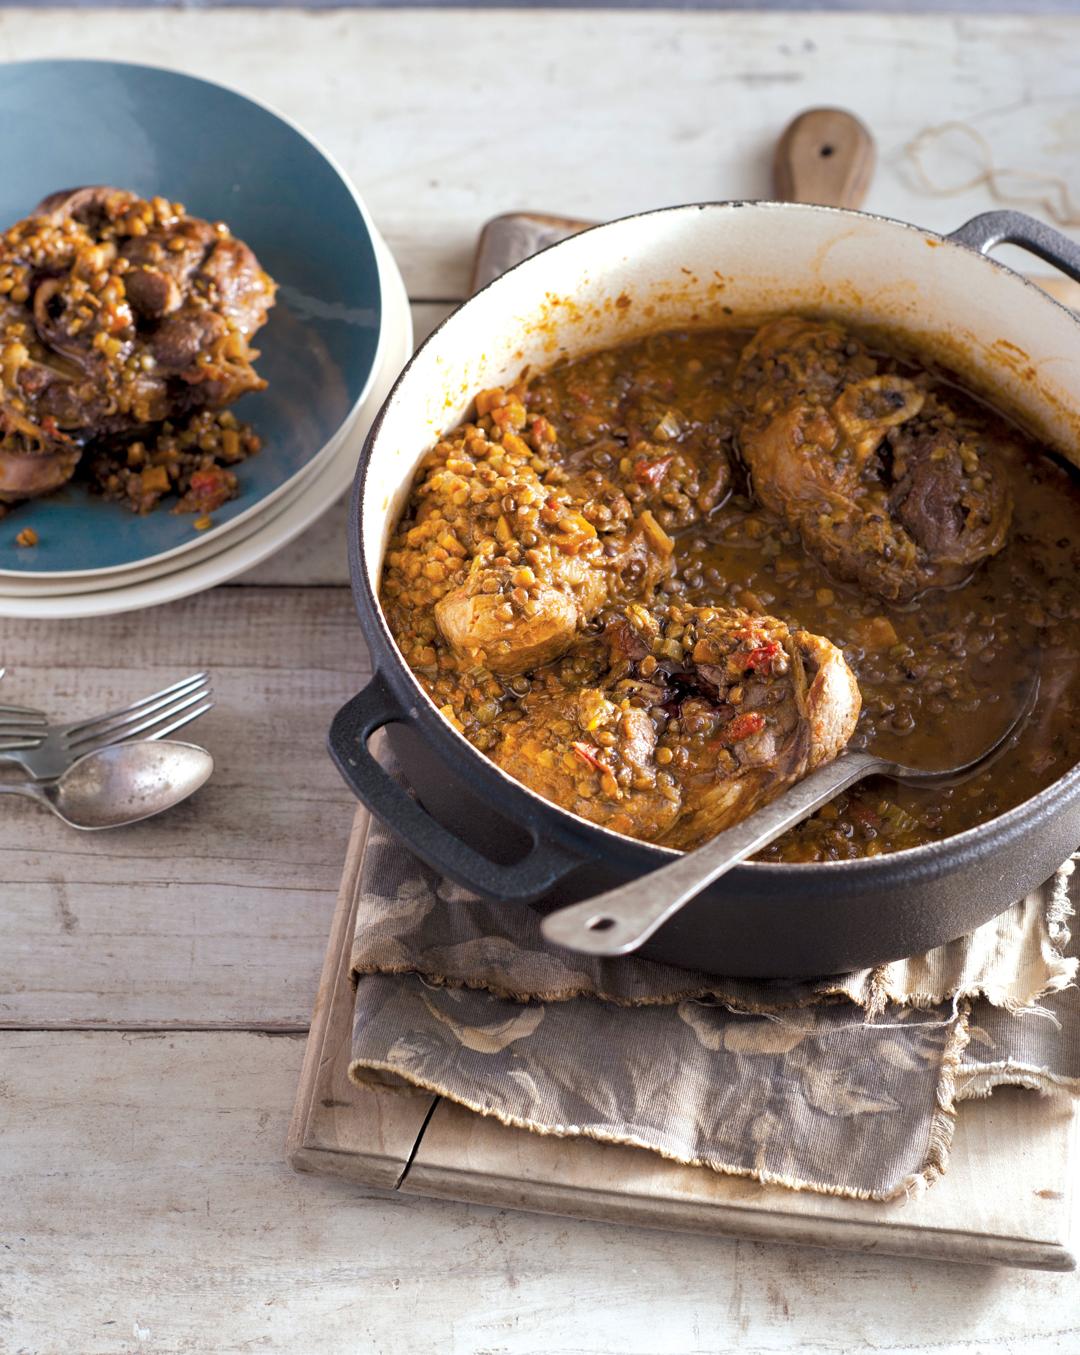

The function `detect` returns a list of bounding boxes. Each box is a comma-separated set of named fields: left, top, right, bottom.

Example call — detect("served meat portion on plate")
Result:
left=493, top=602, right=860, bottom=847
left=735, top=316, right=1013, bottom=602
left=0, top=186, right=275, bottom=516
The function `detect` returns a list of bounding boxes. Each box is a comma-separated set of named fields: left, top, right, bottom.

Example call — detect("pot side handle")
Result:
left=947, top=210, right=1080, bottom=283
left=328, top=675, right=581, bottom=905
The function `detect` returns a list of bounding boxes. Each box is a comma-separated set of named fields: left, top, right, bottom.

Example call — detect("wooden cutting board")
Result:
left=288, top=807, right=1079, bottom=1271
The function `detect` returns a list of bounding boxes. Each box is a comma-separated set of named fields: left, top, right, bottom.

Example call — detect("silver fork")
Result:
left=0, top=672, right=213, bottom=781
left=0, top=667, right=47, bottom=725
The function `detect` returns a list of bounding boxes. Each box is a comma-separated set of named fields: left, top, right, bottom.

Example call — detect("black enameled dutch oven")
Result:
left=331, top=203, right=1080, bottom=978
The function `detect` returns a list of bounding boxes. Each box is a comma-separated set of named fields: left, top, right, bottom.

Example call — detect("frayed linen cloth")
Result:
left=348, top=810, right=1079, bottom=1200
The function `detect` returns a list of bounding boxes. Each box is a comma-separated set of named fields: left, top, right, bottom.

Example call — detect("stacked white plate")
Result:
left=0, top=60, right=420, bottom=619
left=0, top=231, right=411, bottom=620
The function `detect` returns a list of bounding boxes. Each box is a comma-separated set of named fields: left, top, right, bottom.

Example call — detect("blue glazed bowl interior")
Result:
left=0, top=59, right=382, bottom=575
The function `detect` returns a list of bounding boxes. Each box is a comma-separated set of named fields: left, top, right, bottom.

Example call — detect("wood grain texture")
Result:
left=17, top=0, right=1080, bottom=11
left=294, top=814, right=1078, bottom=1273
left=0, top=587, right=371, bottom=1028
left=773, top=107, right=876, bottom=208
left=288, top=811, right=437, bottom=1186
left=408, top=1093, right=1078, bottom=1272
left=0, top=11, right=1078, bottom=1350
left=0, top=12, right=1076, bottom=300
left=3, top=1029, right=1078, bottom=1355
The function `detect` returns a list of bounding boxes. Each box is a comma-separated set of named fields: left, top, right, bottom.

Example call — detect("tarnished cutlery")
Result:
left=0, top=667, right=46, bottom=722
left=0, top=672, right=212, bottom=781
left=0, top=739, right=214, bottom=830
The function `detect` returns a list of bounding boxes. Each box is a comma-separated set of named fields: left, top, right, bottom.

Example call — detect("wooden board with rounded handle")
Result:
left=772, top=106, right=876, bottom=209
left=770, top=107, right=1080, bottom=307
left=471, top=109, right=1080, bottom=310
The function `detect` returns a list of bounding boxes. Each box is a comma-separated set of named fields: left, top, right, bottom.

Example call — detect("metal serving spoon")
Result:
left=0, top=739, right=213, bottom=830
left=540, top=674, right=1040, bottom=958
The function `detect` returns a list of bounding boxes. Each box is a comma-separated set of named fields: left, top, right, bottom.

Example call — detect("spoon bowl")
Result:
left=541, top=673, right=1041, bottom=958
left=0, top=740, right=214, bottom=830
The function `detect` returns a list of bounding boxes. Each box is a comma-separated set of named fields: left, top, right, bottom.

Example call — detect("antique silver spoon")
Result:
left=0, top=739, right=213, bottom=830
left=541, top=674, right=1040, bottom=958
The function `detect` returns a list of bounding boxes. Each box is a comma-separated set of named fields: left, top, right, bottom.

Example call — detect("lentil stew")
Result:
left=380, top=317, right=1080, bottom=862
left=0, top=186, right=275, bottom=526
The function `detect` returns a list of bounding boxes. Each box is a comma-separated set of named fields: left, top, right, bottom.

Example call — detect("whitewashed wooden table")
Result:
left=3, top=11, right=1079, bottom=1353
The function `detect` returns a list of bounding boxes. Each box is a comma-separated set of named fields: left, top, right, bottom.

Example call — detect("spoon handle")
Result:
left=539, top=752, right=884, bottom=957
left=0, top=780, right=49, bottom=807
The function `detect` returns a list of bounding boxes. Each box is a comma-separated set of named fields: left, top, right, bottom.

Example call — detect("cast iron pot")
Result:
left=331, top=202, right=1080, bottom=978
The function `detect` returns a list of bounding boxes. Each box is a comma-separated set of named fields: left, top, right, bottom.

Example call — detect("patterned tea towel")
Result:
left=348, top=806, right=1079, bottom=1200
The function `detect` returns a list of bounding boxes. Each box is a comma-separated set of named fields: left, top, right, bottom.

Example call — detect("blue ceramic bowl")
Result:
left=0, top=59, right=382, bottom=576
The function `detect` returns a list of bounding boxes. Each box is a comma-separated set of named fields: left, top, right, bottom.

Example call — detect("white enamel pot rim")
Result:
left=337, top=200, right=1080, bottom=904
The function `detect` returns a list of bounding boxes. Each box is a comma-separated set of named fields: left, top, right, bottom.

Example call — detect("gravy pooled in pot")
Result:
left=380, top=319, right=1080, bottom=860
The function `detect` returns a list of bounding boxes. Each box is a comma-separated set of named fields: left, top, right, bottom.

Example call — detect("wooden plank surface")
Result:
left=0, top=12, right=1077, bottom=302
left=0, top=9, right=1078, bottom=1352
left=294, top=808, right=1078, bottom=1272
left=0, top=587, right=370, bottom=1028
left=30, top=0, right=1080, bottom=13
left=287, top=811, right=437, bottom=1187
left=4, top=1029, right=1080, bottom=1355
left=409, top=1092, right=1079, bottom=1272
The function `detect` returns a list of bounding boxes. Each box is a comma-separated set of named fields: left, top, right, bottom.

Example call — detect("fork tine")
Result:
left=145, top=700, right=214, bottom=743
left=0, top=729, right=48, bottom=748
left=66, top=679, right=210, bottom=749
left=0, top=719, right=49, bottom=738
left=62, top=672, right=208, bottom=739
left=65, top=678, right=210, bottom=748
left=69, top=687, right=212, bottom=754
left=0, top=708, right=48, bottom=730
left=0, top=703, right=47, bottom=719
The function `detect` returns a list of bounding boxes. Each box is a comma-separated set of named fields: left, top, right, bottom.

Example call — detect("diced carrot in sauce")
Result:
left=140, top=465, right=170, bottom=494
left=40, top=416, right=73, bottom=443
left=635, top=455, right=673, bottom=488
left=858, top=616, right=899, bottom=650
left=187, top=467, right=232, bottom=510
left=744, top=641, right=781, bottom=673
left=530, top=416, right=556, bottom=448
left=725, top=712, right=766, bottom=742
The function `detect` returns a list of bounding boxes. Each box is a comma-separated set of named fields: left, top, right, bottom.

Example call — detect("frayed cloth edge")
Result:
left=891, top=999, right=972, bottom=1201
left=349, top=954, right=1077, bottom=1018
left=957, top=1063, right=1080, bottom=1108
left=349, top=954, right=850, bottom=1014
left=347, top=1008, right=970, bottom=1205
left=351, top=856, right=1077, bottom=1017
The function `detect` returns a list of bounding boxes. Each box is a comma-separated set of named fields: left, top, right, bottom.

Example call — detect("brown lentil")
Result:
left=381, top=324, right=1080, bottom=862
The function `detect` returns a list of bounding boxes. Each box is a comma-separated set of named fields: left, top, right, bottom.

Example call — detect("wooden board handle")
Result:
left=773, top=108, right=876, bottom=209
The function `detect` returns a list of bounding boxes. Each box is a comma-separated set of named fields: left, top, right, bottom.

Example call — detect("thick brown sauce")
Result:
left=385, top=323, right=1080, bottom=862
